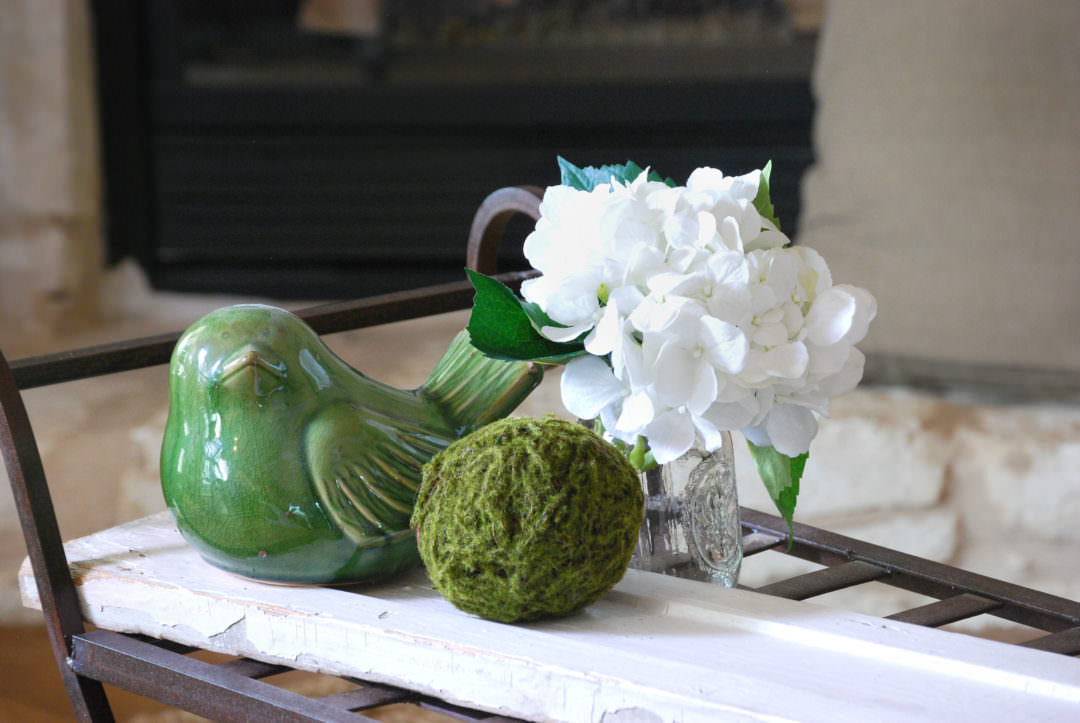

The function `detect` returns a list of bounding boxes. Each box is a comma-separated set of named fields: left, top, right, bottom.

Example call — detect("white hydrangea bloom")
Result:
left=524, top=168, right=876, bottom=464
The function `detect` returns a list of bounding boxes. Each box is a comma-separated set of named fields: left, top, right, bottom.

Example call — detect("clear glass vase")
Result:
left=629, top=431, right=742, bottom=587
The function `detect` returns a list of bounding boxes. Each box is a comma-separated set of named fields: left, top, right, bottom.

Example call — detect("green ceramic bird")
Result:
left=160, top=304, right=542, bottom=584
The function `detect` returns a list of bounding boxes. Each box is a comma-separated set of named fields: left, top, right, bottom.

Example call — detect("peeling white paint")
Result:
left=18, top=513, right=1080, bottom=722
left=600, top=708, right=664, bottom=723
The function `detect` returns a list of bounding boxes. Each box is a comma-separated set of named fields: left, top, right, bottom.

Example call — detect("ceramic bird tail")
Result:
left=160, top=304, right=543, bottom=584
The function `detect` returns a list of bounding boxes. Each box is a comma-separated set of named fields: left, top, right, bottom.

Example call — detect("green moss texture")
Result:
left=412, top=416, right=644, bottom=623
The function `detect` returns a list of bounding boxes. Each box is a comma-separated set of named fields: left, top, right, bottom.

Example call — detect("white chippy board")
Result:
left=19, top=513, right=1080, bottom=722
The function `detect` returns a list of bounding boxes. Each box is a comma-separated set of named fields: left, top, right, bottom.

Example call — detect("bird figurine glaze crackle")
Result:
left=160, top=304, right=543, bottom=584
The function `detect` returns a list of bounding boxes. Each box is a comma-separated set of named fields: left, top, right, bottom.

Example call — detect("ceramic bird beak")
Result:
left=218, top=345, right=287, bottom=399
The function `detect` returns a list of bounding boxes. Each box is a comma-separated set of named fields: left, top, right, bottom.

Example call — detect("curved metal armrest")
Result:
left=466, top=185, right=542, bottom=274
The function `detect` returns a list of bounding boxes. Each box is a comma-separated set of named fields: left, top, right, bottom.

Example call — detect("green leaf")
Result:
left=650, top=169, right=678, bottom=188
left=592, top=420, right=657, bottom=472
left=628, top=436, right=659, bottom=472
left=465, top=269, right=586, bottom=364
left=746, top=441, right=807, bottom=542
left=519, top=298, right=567, bottom=338
left=557, top=157, right=676, bottom=192
left=752, top=160, right=782, bottom=232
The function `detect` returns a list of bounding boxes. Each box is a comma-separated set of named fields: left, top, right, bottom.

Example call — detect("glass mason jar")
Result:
left=628, top=432, right=742, bottom=587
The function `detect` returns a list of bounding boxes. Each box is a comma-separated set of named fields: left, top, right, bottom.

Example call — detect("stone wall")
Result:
left=0, top=0, right=103, bottom=347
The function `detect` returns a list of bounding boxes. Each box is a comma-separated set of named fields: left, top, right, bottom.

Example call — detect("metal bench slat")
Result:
left=754, top=560, right=889, bottom=600
left=1020, top=626, right=1080, bottom=656
left=887, top=593, right=1003, bottom=627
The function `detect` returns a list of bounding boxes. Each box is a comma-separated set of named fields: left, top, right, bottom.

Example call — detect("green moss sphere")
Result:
left=411, top=416, right=644, bottom=623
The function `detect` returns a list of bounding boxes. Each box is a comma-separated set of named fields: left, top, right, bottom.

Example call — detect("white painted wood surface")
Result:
left=19, top=513, right=1080, bottom=722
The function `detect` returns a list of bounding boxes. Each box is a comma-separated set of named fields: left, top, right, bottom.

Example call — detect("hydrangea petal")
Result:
left=707, top=250, right=750, bottom=285
left=686, top=166, right=732, bottom=195
left=835, top=284, right=878, bottom=345
left=584, top=302, right=622, bottom=355
left=761, top=342, right=809, bottom=379
left=609, top=285, right=644, bottom=314
left=544, top=272, right=602, bottom=326
left=764, top=404, right=819, bottom=457
left=805, top=340, right=851, bottom=378
left=692, top=411, right=728, bottom=452
left=750, top=284, right=779, bottom=314
left=603, top=203, right=657, bottom=251
left=718, top=215, right=744, bottom=251
left=519, top=274, right=555, bottom=308
left=669, top=247, right=700, bottom=273
left=645, top=410, right=696, bottom=464
left=745, top=229, right=789, bottom=252
left=805, top=287, right=856, bottom=346
left=781, top=302, right=804, bottom=336
left=696, top=211, right=718, bottom=246
left=752, top=321, right=789, bottom=348
left=816, top=348, right=866, bottom=398
left=753, top=386, right=776, bottom=425
left=687, top=362, right=718, bottom=416
left=700, top=316, right=749, bottom=373
left=735, top=201, right=763, bottom=244
left=648, top=271, right=701, bottom=297
left=763, top=251, right=799, bottom=300
left=706, top=285, right=753, bottom=324
left=617, top=334, right=649, bottom=387
left=699, top=399, right=757, bottom=435
left=559, top=356, right=625, bottom=420
left=616, top=389, right=655, bottom=436
left=645, top=185, right=681, bottom=215
left=635, top=238, right=668, bottom=269
left=716, top=377, right=754, bottom=403
left=652, top=342, right=699, bottom=408
left=741, top=422, right=771, bottom=448
left=663, top=212, right=699, bottom=249
left=630, top=294, right=685, bottom=333
left=727, top=169, right=761, bottom=201
left=795, top=246, right=832, bottom=296
left=541, top=322, right=591, bottom=343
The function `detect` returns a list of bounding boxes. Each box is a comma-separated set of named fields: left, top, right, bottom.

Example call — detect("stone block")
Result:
left=0, top=218, right=103, bottom=337
left=734, top=389, right=949, bottom=519
left=0, top=0, right=100, bottom=217
left=952, top=404, right=1080, bottom=544
left=956, top=540, right=1080, bottom=611
left=0, top=0, right=104, bottom=335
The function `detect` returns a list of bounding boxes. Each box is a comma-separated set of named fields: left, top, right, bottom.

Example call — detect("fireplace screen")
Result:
left=178, top=1, right=817, bottom=87
left=93, top=0, right=818, bottom=298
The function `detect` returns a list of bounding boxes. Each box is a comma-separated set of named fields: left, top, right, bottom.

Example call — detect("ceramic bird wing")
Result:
left=305, top=400, right=441, bottom=544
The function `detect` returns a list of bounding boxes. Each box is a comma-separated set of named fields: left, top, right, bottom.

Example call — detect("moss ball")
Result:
left=411, top=416, right=644, bottom=623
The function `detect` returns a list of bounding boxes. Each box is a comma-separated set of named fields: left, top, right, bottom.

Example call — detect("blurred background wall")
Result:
left=0, top=0, right=103, bottom=348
